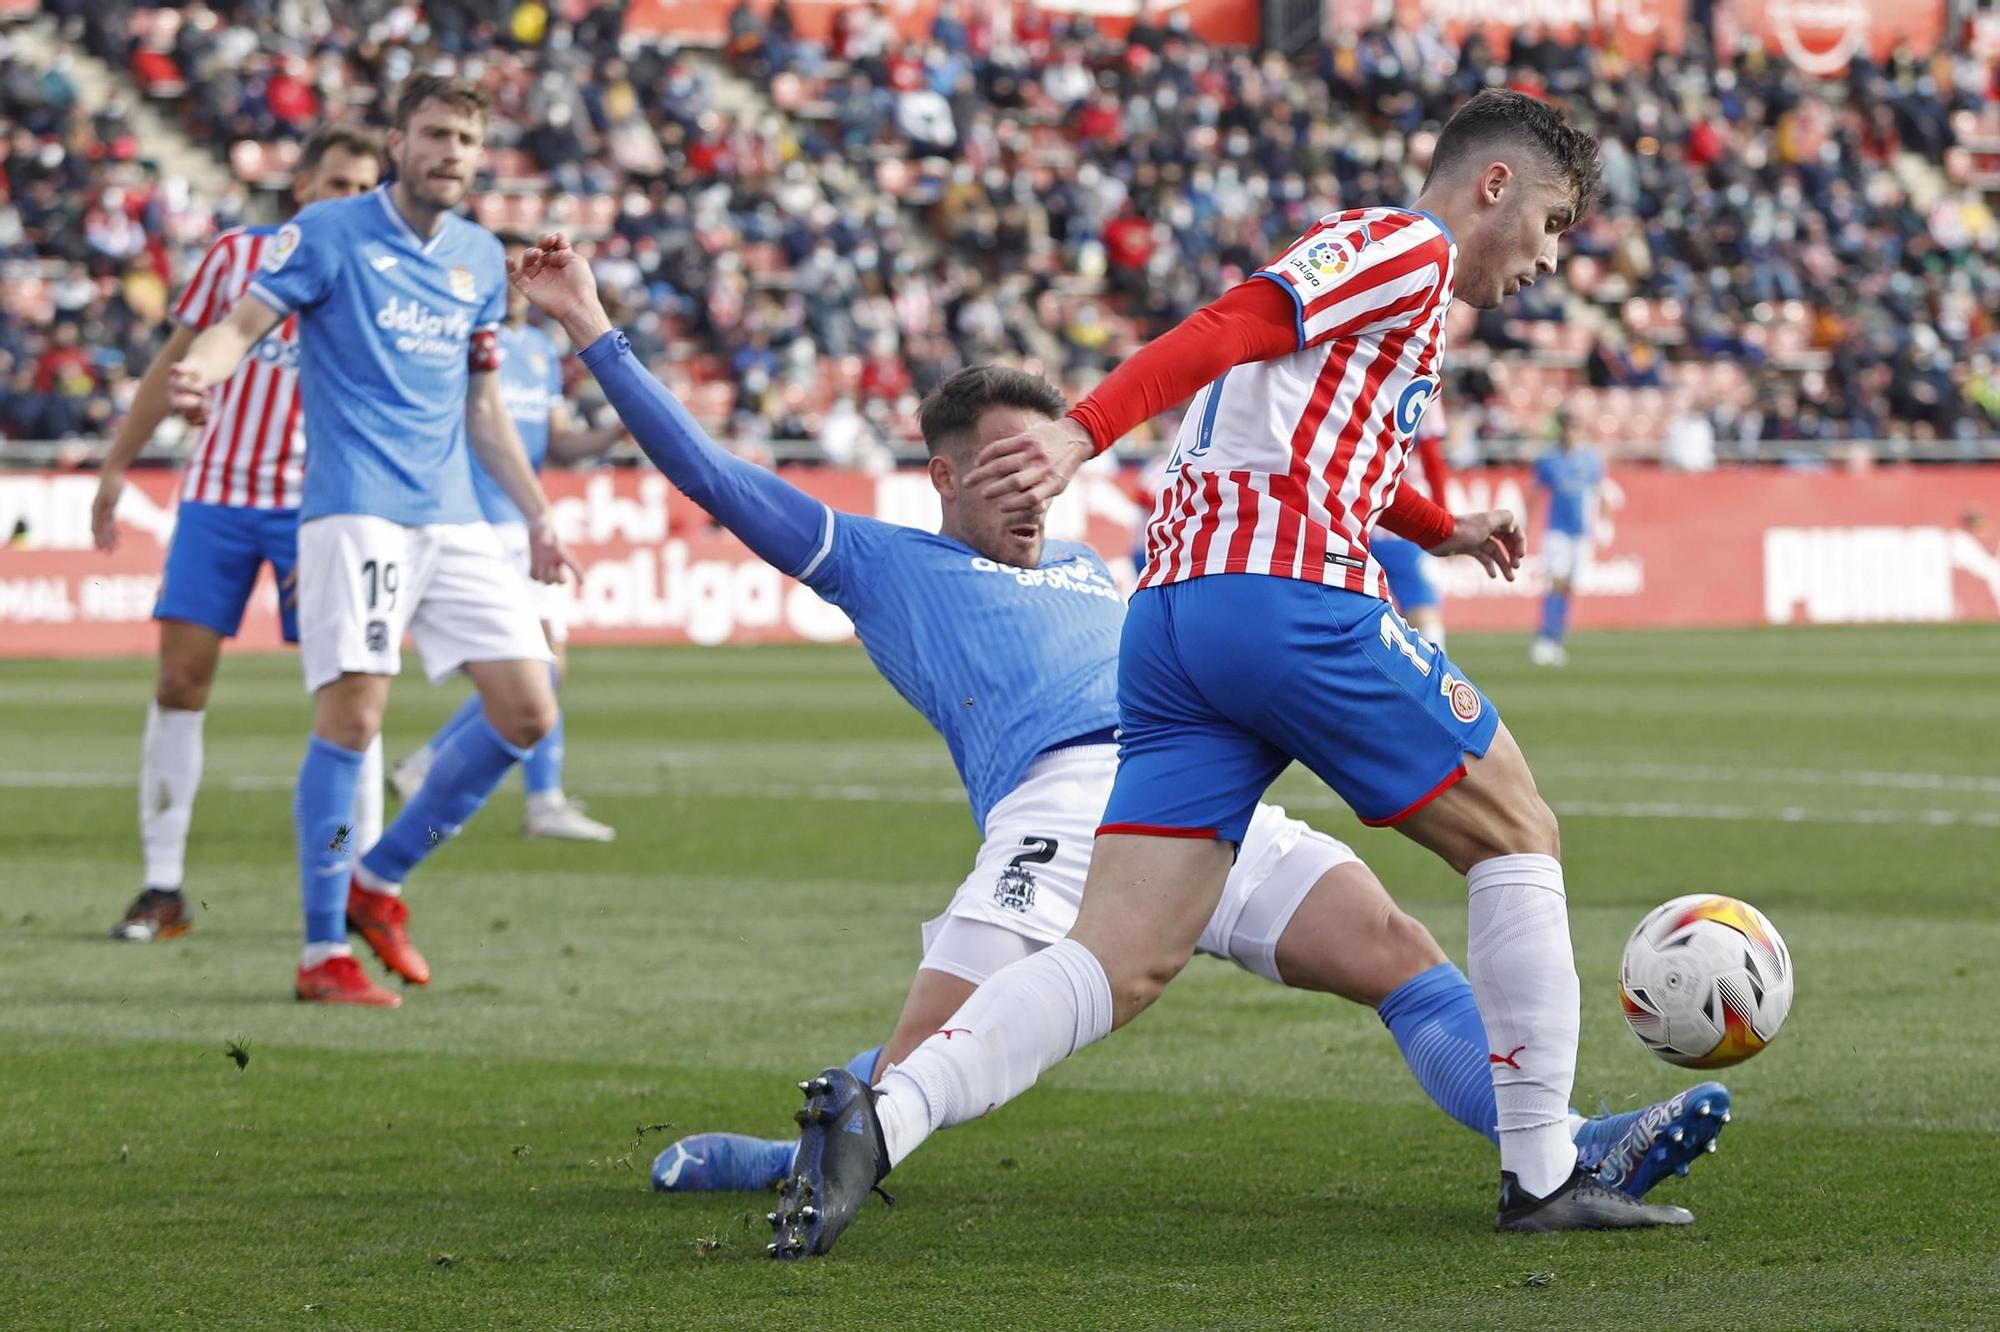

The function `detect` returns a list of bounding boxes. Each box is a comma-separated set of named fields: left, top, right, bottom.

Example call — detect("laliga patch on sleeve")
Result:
left=1269, top=232, right=1359, bottom=298
left=262, top=223, right=302, bottom=273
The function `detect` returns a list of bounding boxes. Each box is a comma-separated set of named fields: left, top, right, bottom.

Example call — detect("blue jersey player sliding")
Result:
left=168, top=76, right=578, bottom=1007
left=506, top=232, right=1726, bottom=1216
left=756, top=91, right=1735, bottom=1252
left=391, top=240, right=627, bottom=843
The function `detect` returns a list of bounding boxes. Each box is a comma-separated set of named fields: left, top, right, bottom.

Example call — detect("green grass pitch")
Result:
left=2, top=628, right=1997, bottom=1330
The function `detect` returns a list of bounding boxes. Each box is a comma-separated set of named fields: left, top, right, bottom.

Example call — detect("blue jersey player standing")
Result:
left=168, top=76, right=577, bottom=1007
left=762, top=91, right=1731, bottom=1253
left=509, top=232, right=1728, bottom=1219
left=391, top=243, right=626, bottom=842
left=91, top=125, right=383, bottom=943
left=1530, top=411, right=1603, bottom=667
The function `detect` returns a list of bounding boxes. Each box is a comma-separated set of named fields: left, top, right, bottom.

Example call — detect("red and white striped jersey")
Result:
left=172, top=226, right=305, bottom=509
left=1137, top=208, right=1455, bottom=598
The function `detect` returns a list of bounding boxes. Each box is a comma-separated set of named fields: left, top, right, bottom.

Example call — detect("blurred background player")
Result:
left=91, top=124, right=385, bottom=942
left=1373, top=395, right=1453, bottom=649
left=166, top=75, right=576, bottom=1006
left=390, top=239, right=626, bottom=842
left=1530, top=411, right=1605, bottom=666
left=506, top=239, right=1723, bottom=1207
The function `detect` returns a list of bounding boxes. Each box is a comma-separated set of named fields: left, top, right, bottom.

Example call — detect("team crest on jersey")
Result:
left=262, top=224, right=301, bottom=272
left=449, top=267, right=477, bottom=303
left=1441, top=672, right=1482, bottom=724
left=528, top=351, right=549, bottom=376
left=993, top=865, right=1036, bottom=912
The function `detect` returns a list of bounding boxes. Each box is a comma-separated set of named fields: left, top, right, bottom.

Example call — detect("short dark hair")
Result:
left=392, top=72, right=489, bottom=130
left=298, top=123, right=383, bottom=176
left=1426, top=90, right=1602, bottom=229
left=918, top=365, right=1067, bottom=457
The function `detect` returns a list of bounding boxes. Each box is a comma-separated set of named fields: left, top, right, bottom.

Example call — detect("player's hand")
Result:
left=527, top=515, right=583, bottom=586
left=509, top=233, right=609, bottom=341
left=1431, top=509, right=1526, bottom=582
left=167, top=363, right=212, bottom=424
left=964, top=417, right=1094, bottom=517
left=91, top=468, right=125, bottom=552
left=280, top=568, right=299, bottom=610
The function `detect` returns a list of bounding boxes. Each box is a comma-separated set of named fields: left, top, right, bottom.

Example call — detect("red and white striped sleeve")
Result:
left=1254, top=211, right=1453, bottom=351
left=171, top=230, right=244, bottom=331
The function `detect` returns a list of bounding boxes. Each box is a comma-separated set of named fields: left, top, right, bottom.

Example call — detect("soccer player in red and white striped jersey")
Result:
left=788, top=93, right=1719, bottom=1256
left=92, top=125, right=382, bottom=944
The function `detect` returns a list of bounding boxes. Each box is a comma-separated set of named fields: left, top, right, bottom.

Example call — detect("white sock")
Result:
left=301, top=941, right=352, bottom=968
left=526, top=789, right=566, bottom=812
left=872, top=937, right=1113, bottom=1168
left=139, top=703, right=204, bottom=889
left=1466, top=853, right=1580, bottom=1198
left=352, top=860, right=400, bottom=897
left=353, top=734, right=385, bottom=856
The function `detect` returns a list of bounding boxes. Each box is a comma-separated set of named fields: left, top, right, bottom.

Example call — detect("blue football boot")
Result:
left=651, top=1133, right=795, bottom=1193
left=1575, top=1081, right=1731, bottom=1198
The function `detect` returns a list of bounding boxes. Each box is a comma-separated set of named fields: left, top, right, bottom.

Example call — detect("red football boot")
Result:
left=296, top=955, right=402, bottom=1007
left=345, top=880, right=431, bottom=985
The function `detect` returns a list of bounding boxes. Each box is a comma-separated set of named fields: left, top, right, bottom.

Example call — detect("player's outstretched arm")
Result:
left=166, top=297, right=283, bottom=425
left=969, top=279, right=1301, bottom=515
left=509, top=235, right=827, bottom=578
left=91, top=323, right=199, bottom=551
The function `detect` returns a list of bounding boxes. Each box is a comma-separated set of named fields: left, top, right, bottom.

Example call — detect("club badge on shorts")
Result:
left=1441, top=672, right=1482, bottom=724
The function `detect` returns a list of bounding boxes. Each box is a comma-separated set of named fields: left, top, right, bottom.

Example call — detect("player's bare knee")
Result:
left=1382, top=906, right=1448, bottom=982
left=488, top=695, right=556, bottom=749
left=154, top=667, right=212, bottom=712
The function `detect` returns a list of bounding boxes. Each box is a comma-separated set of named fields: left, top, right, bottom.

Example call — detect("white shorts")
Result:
left=1543, top=530, right=1594, bottom=584
left=918, top=745, right=1361, bottom=987
left=296, top=514, right=552, bottom=693
left=493, top=520, right=568, bottom=643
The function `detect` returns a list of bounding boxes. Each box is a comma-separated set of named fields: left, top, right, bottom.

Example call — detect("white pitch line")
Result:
left=4, top=771, right=1998, bottom=830
left=1540, top=761, right=2000, bottom=795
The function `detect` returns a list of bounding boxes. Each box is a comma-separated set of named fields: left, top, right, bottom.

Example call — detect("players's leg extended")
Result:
left=1238, top=845, right=1500, bottom=1145
left=115, top=499, right=263, bottom=939
left=111, top=620, right=226, bottom=941
left=521, top=633, right=614, bottom=841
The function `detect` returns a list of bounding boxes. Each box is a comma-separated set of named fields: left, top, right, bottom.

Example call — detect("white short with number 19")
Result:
left=296, top=514, right=551, bottom=694
left=918, top=744, right=1361, bottom=987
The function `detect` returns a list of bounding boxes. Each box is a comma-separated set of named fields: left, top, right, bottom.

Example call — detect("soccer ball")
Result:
left=1618, top=895, right=1794, bottom=1068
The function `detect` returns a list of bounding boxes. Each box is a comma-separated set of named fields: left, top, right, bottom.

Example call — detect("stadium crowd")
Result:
left=5, top=0, right=2000, bottom=462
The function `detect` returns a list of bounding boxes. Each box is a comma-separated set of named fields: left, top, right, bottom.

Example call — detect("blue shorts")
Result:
left=1100, top=575, right=1500, bottom=843
left=1373, top=533, right=1441, bottom=612
left=154, top=501, right=300, bottom=642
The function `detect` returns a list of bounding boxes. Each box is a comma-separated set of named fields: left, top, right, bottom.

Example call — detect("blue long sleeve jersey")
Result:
left=581, top=331, right=1121, bottom=830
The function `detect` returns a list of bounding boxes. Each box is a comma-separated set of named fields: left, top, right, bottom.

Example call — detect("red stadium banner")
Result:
left=3, top=464, right=1995, bottom=659
left=625, top=0, right=1260, bottom=45
left=1379, top=0, right=1690, bottom=62
left=1720, top=0, right=1949, bottom=74
left=1430, top=465, right=2000, bottom=631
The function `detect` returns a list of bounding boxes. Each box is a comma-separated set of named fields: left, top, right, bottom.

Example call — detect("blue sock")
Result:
left=425, top=692, right=486, bottom=763
left=361, top=712, right=528, bottom=884
left=1377, top=961, right=1498, bottom=1144
left=1539, top=591, right=1570, bottom=642
left=295, top=735, right=366, bottom=945
left=522, top=710, right=564, bottom=796
left=843, top=1044, right=884, bottom=1084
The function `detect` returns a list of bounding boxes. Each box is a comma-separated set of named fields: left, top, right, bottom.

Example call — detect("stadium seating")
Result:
left=5, top=2, right=1998, bottom=459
